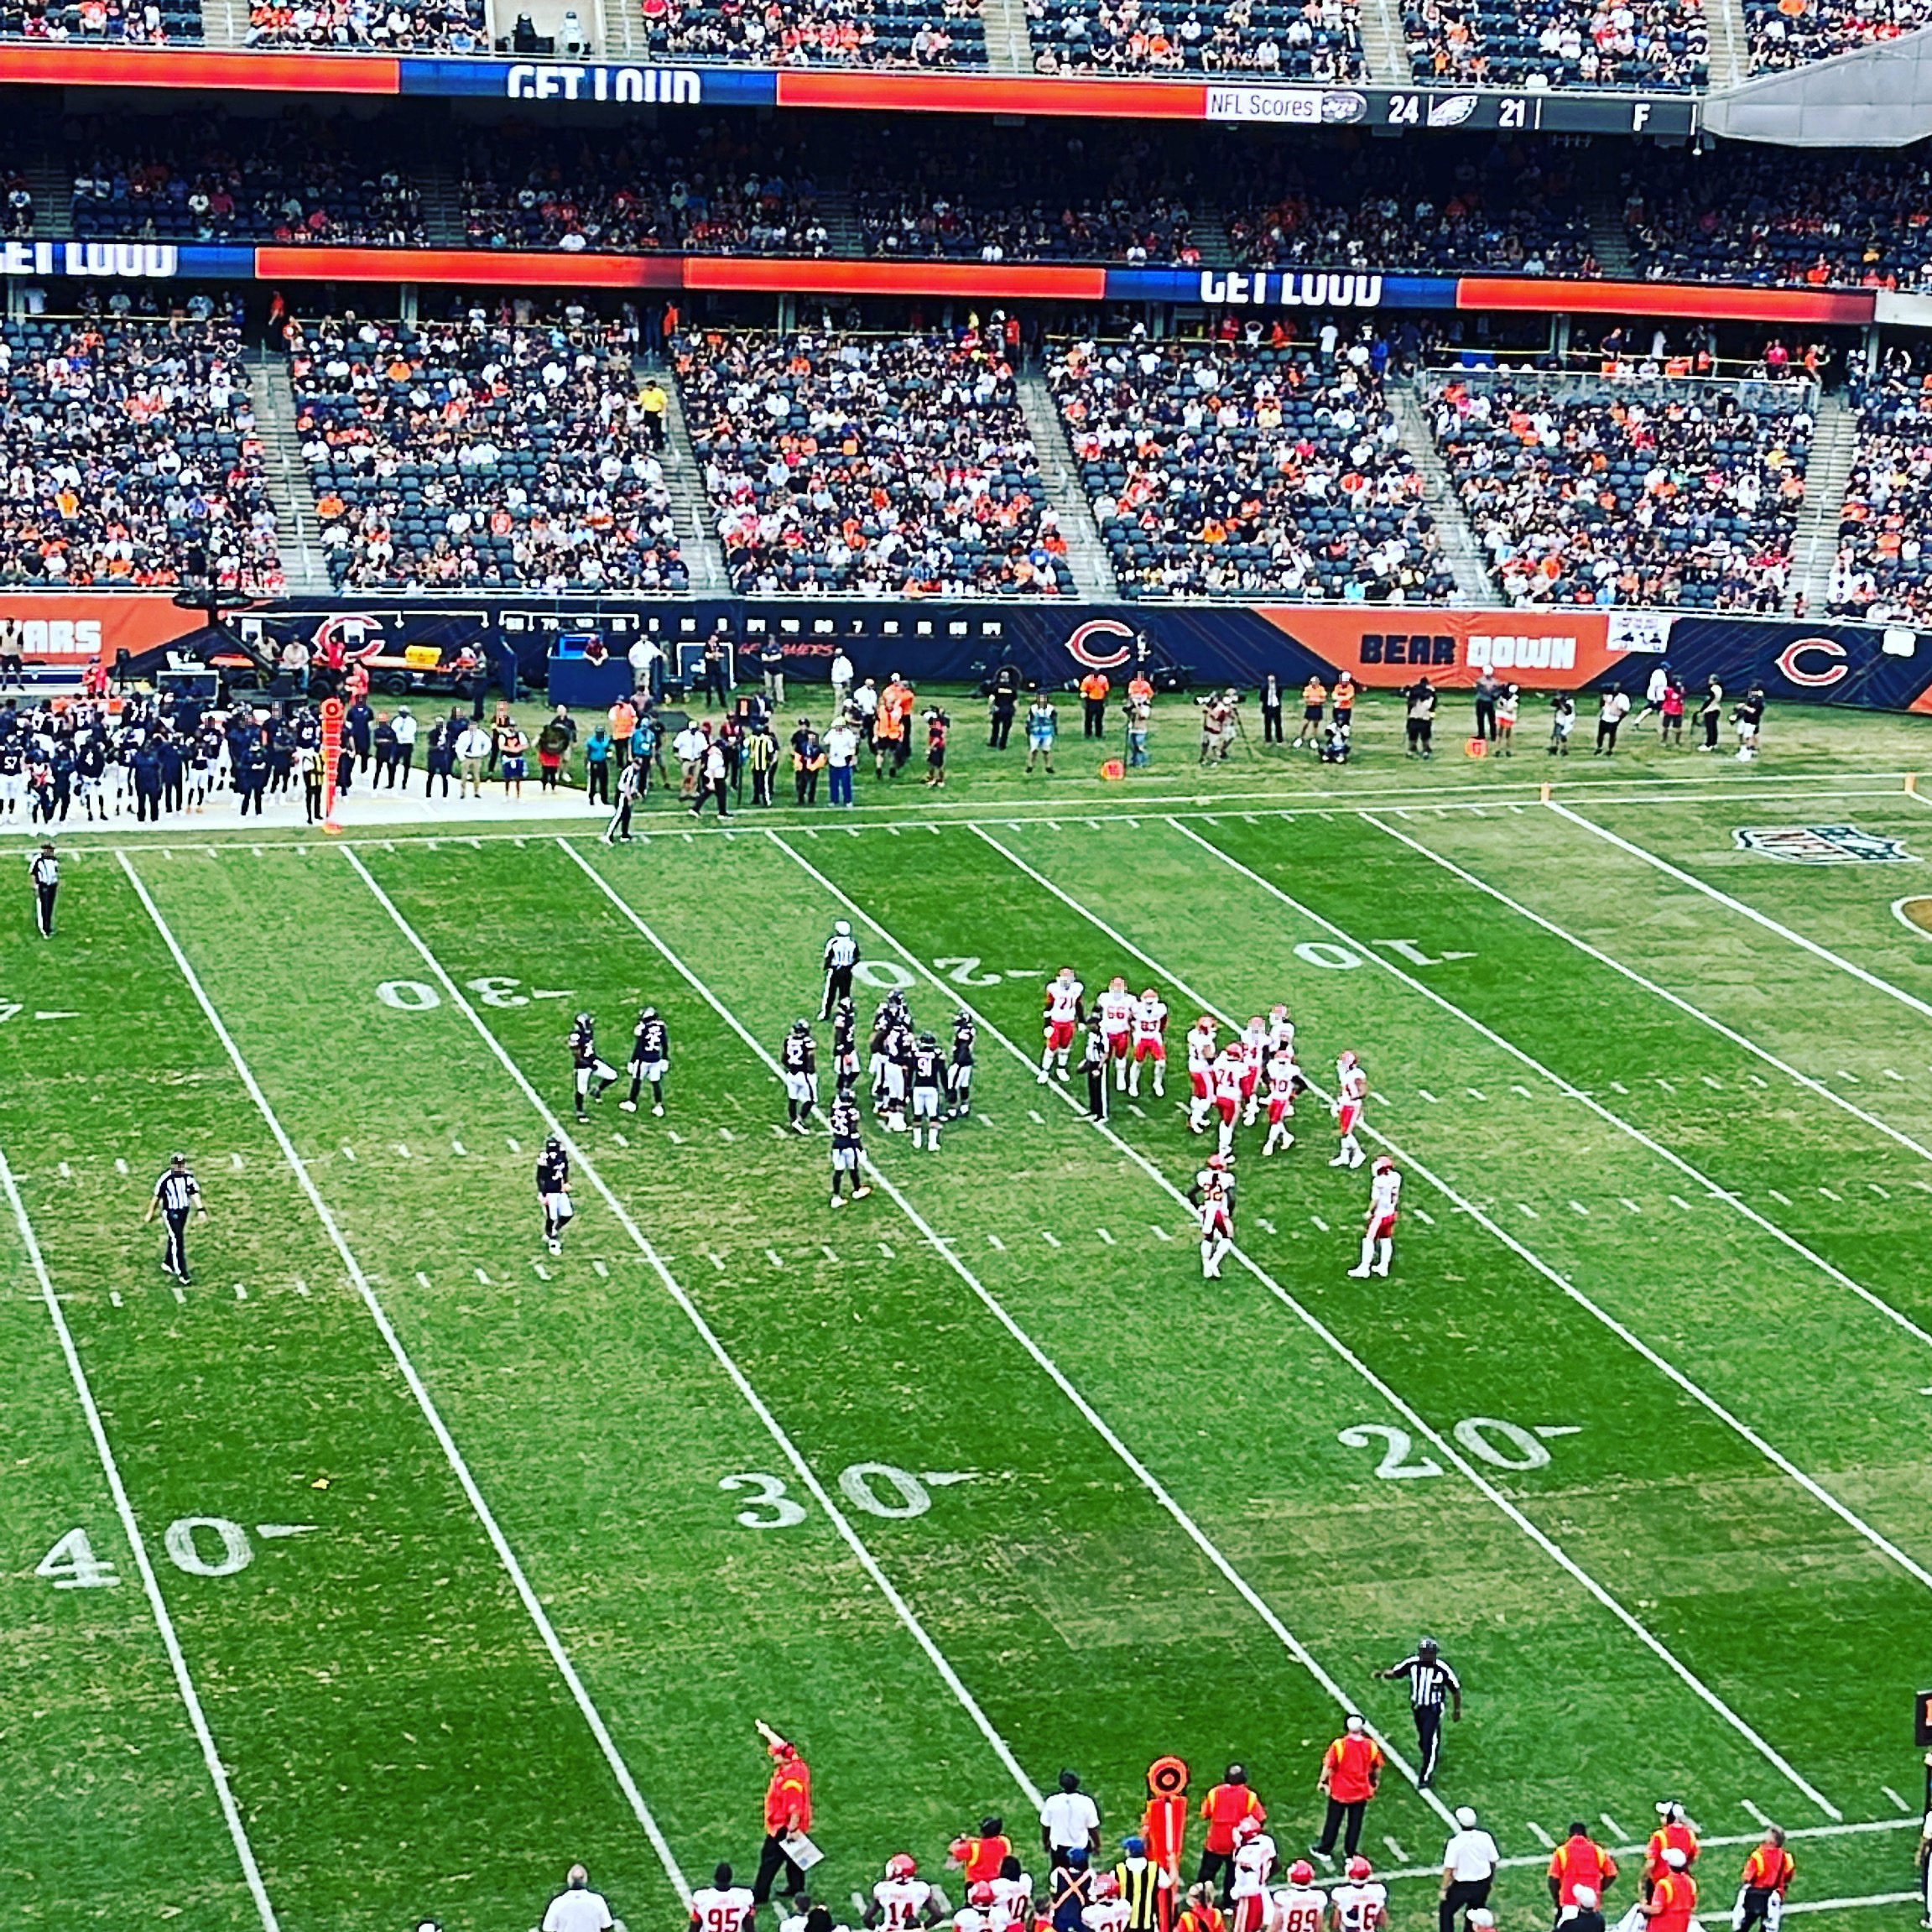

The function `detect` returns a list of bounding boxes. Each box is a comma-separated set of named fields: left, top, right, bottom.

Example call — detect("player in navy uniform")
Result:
left=829, top=1084, right=872, bottom=1208
left=946, top=1010, right=976, bottom=1118
left=568, top=1012, right=619, bottom=1122
left=780, top=1020, right=819, bottom=1133
left=536, top=1136, right=573, bottom=1255
left=831, top=997, right=860, bottom=1086
left=0, top=733, right=25, bottom=822
left=621, top=1005, right=670, bottom=1115
left=909, top=1030, right=945, bottom=1150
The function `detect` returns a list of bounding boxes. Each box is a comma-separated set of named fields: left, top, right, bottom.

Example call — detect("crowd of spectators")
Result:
left=1049, top=328, right=1457, bottom=602
left=69, top=121, right=425, bottom=246
left=0, top=0, right=199, bottom=43
left=1028, top=0, right=1360, bottom=75
left=1405, top=0, right=1707, bottom=88
left=1744, top=0, right=1932, bottom=69
left=242, top=0, right=482, bottom=50
left=1622, top=148, right=1932, bottom=289
left=1227, top=138, right=1596, bottom=277
left=678, top=325, right=1072, bottom=596
left=853, top=126, right=1200, bottom=263
left=461, top=125, right=826, bottom=255
left=1429, top=370, right=1810, bottom=610
left=637, top=0, right=987, bottom=68
left=0, top=316, right=280, bottom=591
left=288, top=306, right=688, bottom=593
left=1831, top=348, right=1932, bottom=622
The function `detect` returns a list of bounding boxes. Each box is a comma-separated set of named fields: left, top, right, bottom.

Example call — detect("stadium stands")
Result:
left=0, top=316, right=279, bottom=590
left=1428, top=368, right=1811, bottom=610
left=461, top=125, right=826, bottom=254
left=1405, top=0, right=1707, bottom=88
left=288, top=311, right=688, bottom=593
left=1226, top=138, right=1596, bottom=276
left=70, top=122, right=426, bottom=245
left=0, top=0, right=199, bottom=41
left=242, top=0, right=482, bottom=49
left=678, top=329, right=1073, bottom=596
left=852, top=124, right=1200, bottom=263
left=1029, top=0, right=1362, bottom=77
left=1743, top=0, right=1932, bottom=70
left=1048, top=332, right=1457, bottom=602
left=1832, top=353, right=1932, bottom=621
left=1623, top=148, right=1932, bottom=289
left=638, top=0, right=987, bottom=68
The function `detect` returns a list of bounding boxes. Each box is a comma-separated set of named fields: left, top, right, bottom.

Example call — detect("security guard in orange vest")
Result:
left=1737, top=1829, right=1793, bottom=1932
left=1081, top=670, right=1112, bottom=739
left=1197, top=1768, right=1266, bottom=1904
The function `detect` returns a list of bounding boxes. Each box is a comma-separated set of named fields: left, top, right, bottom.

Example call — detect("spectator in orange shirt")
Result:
left=752, top=1720, right=814, bottom=1908
left=1312, top=1716, right=1382, bottom=1865
left=1197, top=1767, right=1264, bottom=1904
left=1737, top=1828, right=1793, bottom=1932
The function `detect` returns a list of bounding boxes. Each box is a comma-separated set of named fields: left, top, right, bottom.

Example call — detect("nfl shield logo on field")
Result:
left=1732, top=825, right=1917, bottom=865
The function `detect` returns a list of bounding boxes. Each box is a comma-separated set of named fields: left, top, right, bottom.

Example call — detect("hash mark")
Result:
left=171, top=1283, right=186, bottom=1304
left=1383, top=1838, right=1408, bottom=1862
left=1511, top=1084, right=1534, bottom=1100
left=233, top=1284, right=247, bottom=1301
left=766, top=1248, right=784, bottom=1269
left=474, top=1268, right=491, bottom=1284
left=1149, top=1226, right=1170, bottom=1242
left=1884, top=1068, right=1905, bottom=1081
left=1838, top=1070, right=1862, bottom=1083
left=1884, top=1787, right=1912, bottom=1815
left=1741, top=1800, right=1774, bottom=1828
left=1412, top=1207, right=1435, bottom=1225
left=1041, top=1231, right=1062, bottom=1248
left=878, top=1242, right=895, bottom=1258
left=1870, top=1183, right=1892, bottom=1199
left=1517, top=1203, right=1540, bottom=1220
left=1028, top=1109, right=1044, bottom=1124
left=1700, top=1075, right=1723, bottom=1090
left=987, top=1233, right=1006, bottom=1252
left=1570, top=1200, right=1591, bottom=1216
left=719, top=1127, right=736, bottom=1143
left=612, top=1133, right=628, bottom=1147
left=1601, top=1815, right=1628, bottom=1841
left=1747, top=1074, right=1768, bottom=1088
left=1768, top=1188, right=1793, bottom=1205
left=452, top=1140, right=466, bottom=1155
left=230, top=1152, right=245, bottom=1170
left=57, top=1161, right=70, bottom=1178
left=1610, top=1081, right=1630, bottom=1095
left=1418, top=1089, right=1438, bottom=1103
left=1257, top=1217, right=1278, bottom=1235
left=115, top=1158, right=128, bottom=1174
left=1097, top=1227, right=1116, bottom=1245
left=110, top=1290, right=122, bottom=1308
left=822, top=1245, right=840, bottom=1263
left=533, top=1263, right=551, bottom=1281
left=415, top=1271, right=432, bottom=1288
left=1655, top=1078, right=1677, bottom=1092
left=1128, top=1102, right=1145, bottom=1117
left=667, top=1130, right=684, bottom=1144
left=1669, top=1195, right=1694, bottom=1211
left=506, top=1137, right=520, bottom=1153
left=341, top=1144, right=357, bottom=1162
left=709, top=1252, right=726, bottom=1271
left=592, top=1260, right=609, bottom=1278
left=294, top=1279, right=310, bottom=1298
left=394, top=1144, right=411, bottom=1159
left=1310, top=1215, right=1330, bottom=1232
left=1621, top=1199, right=1643, bottom=1214
left=1819, top=1186, right=1843, bottom=1201
left=1466, top=1088, right=1486, bottom=1101
left=1525, top=1824, right=1555, bottom=1850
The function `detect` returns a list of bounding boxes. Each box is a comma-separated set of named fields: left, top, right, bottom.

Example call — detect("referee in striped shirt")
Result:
left=143, top=1153, right=207, bottom=1286
left=820, top=921, right=858, bottom=1019
left=1377, top=1637, right=1461, bottom=1788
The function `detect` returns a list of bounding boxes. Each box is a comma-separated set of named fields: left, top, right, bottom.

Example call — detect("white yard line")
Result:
left=118, top=851, right=693, bottom=1905
left=770, top=826, right=1838, bottom=1823
left=343, top=843, right=1042, bottom=1815
left=0, top=1144, right=282, bottom=1932
left=1163, top=818, right=1932, bottom=1603
left=560, top=836, right=1440, bottom=1822
left=1546, top=799, right=1932, bottom=1026
left=1361, top=812, right=1932, bottom=1169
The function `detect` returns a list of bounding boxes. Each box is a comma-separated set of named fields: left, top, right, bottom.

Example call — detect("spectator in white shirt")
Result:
left=1041, top=1769, right=1101, bottom=1870
left=542, top=1864, right=614, bottom=1932
left=1438, top=1809, right=1500, bottom=1932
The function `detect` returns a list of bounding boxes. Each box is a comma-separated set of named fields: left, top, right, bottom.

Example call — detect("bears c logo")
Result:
left=1065, top=617, right=1134, bottom=672
left=1773, top=637, right=1848, bottom=689
left=312, top=613, right=386, bottom=664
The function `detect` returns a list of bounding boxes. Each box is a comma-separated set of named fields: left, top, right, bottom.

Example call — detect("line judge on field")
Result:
left=752, top=1719, right=818, bottom=1909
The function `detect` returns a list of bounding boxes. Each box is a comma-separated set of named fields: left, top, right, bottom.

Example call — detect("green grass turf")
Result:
left=4, top=695, right=1932, bottom=1931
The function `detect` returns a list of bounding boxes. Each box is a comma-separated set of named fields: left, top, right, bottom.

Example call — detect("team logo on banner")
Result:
left=1065, top=618, right=1135, bottom=671
left=1773, top=637, right=1850, bottom=688
left=1733, top=825, right=1915, bottom=865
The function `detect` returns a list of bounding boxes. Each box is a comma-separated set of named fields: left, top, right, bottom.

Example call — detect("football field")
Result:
left=8, top=699, right=1932, bottom=1932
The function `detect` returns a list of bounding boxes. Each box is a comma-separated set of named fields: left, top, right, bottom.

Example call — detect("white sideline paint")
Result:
left=1164, top=819, right=1932, bottom=1607
left=1547, top=799, right=1932, bottom=1024
left=560, top=836, right=1434, bottom=1822
left=0, top=1144, right=281, bottom=1932
left=117, top=852, right=693, bottom=1906
left=1360, top=813, right=1932, bottom=1170
left=345, top=844, right=1042, bottom=1816
left=773, top=827, right=1835, bottom=1821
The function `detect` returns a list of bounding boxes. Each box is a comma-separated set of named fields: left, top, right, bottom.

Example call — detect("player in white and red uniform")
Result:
left=1348, top=1157, right=1401, bottom=1278
left=1261, top=1047, right=1302, bottom=1157
left=1237, top=1016, right=1268, bottom=1124
left=691, top=1865, right=758, bottom=1932
left=983, top=1867, right=1034, bottom=1932
left=1039, top=968, right=1085, bottom=1084
left=1268, top=1862, right=1325, bottom=1932
left=1098, top=976, right=1135, bottom=1089
left=1267, top=1005, right=1295, bottom=1058
left=1230, top=1818, right=1277, bottom=1932
left=1082, top=1872, right=1129, bottom=1932
left=1211, top=1044, right=1246, bottom=1156
left=1328, top=1858, right=1386, bottom=1932
left=1185, top=1017, right=1219, bottom=1132
left=1193, top=1153, right=1235, bottom=1278
left=1129, top=987, right=1169, bottom=1097
left=1329, top=1051, right=1367, bottom=1169
left=870, top=1856, right=940, bottom=1931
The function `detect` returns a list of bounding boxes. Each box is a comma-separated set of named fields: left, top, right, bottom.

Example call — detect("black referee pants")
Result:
left=1315, top=1798, right=1367, bottom=1858
left=820, top=965, right=852, bottom=1019
left=1414, top=1702, right=1445, bottom=1785
left=751, top=1832, right=807, bottom=1904
left=35, top=881, right=55, bottom=935
left=161, top=1208, right=191, bottom=1280
left=1440, top=1877, right=1491, bottom=1932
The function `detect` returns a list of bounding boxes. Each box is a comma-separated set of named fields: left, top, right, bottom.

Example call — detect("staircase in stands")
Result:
left=1786, top=388, right=1859, bottom=613
left=1017, top=366, right=1120, bottom=601
left=1392, top=382, right=1500, bottom=604
left=249, top=348, right=336, bottom=598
